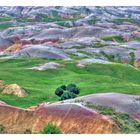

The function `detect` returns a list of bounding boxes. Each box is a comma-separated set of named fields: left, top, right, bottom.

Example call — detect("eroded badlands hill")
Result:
left=0, top=6, right=140, bottom=67
left=0, top=101, right=119, bottom=134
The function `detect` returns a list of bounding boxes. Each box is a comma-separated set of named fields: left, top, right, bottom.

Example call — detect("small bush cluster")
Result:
left=42, top=122, right=61, bottom=134
left=86, top=102, right=140, bottom=134
left=102, top=36, right=125, bottom=43
left=0, top=124, right=5, bottom=134
left=112, top=18, right=136, bottom=24
left=129, top=52, right=135, bottom=66
left=100, top=51, right=115, bottom=62
left=55, top=84, right=80, bottom=100
left=24, top=129, right=32, bottom=134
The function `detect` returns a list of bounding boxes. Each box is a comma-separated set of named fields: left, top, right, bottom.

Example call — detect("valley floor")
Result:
left=0, top=58, right=140, bottom=108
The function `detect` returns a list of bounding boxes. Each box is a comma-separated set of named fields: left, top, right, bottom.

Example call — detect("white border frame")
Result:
left=1, top=134, right=140, bottom=140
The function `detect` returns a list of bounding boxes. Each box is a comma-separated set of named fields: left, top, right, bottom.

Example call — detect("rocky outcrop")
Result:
left=77, top=58, right=111, bottom=67
left=3, top=43, right=23, bottom=54
left=2, top=84, right=27, bottom=97
left=0, top=102, right=120, bottom=134
left=30, top=62, right=63, bottom=71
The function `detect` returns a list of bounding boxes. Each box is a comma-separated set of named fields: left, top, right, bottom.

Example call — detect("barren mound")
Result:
left=0, top=102, right=119, bottom=134
left=30, top=62, right=63, bottom=71
left=16, top=45, right=70, bottom=59
left=68, top=93, right=140, bottom=120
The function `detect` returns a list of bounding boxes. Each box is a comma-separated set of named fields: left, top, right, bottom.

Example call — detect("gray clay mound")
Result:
left=15, top=45, right=70, bottom=59
left=65, top=93, right=140, bottom=119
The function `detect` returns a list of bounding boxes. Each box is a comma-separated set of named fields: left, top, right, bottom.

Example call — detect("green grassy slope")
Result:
left=0, top=58, right=140, bottom=108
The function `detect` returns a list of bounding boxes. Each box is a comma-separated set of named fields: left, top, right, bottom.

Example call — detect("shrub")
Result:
left=134, top=122, right=140, bottom=131
left=42, top=122, right=62, bottom=134
left=24, top=129, right=32, bottom=134
left=60, top=91, right=77, bottom=100
left=100, top=51, right=115, bottom=62
left=0, top=124, right=5, bottom=134
left=55, top=87, right=64, bottom=97
left=129, top=52, right=135, bottom=65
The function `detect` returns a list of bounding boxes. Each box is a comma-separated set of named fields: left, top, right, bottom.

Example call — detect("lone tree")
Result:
left=55, top=83, right=80, bottom=100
